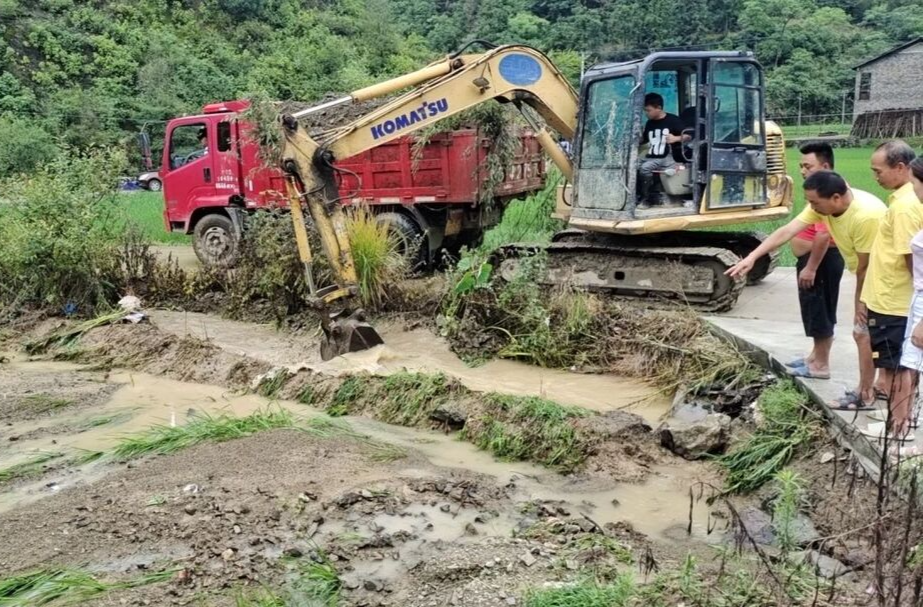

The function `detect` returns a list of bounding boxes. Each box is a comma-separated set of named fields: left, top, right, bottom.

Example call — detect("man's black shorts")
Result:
left=868, top=309, right=907, bottom=369
left=796, top=247, right=844, bottom=339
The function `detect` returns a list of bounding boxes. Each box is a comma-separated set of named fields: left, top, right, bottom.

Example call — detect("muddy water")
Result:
left=151, top=310, right=671, bottom=423
left=0, top=357, right=718, bottom=546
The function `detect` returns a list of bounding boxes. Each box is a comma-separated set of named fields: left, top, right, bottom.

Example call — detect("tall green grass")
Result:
left=118, top=192, right=190, bottom=244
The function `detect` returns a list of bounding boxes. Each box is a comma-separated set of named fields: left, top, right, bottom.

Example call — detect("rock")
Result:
left=659, top=413, right=731, bottom=460
left=430, top=403, right=467, bottom=429
left=182, top=484, right=199, bottom=494
left=221, top=548, right=236, bottom=561
left=564, top=559, right=579, bottom=571
left=344, top=579, right=360, bottom=590
left=506, top=598, right=517, bottom=606
left=819, top=452, right=836, bottom=464
left=439, top=504, right=451, bottom=513
left=563, top=524, right=582, bottom=535
left=789, top=550, right=851, bottom=579
left=610, top=498, right=620, bottom=507
left=520, top=552, right=537, bottom=567
left=737, top=507, right=820, bottom=547
left=283, top=547, right=303, bottom=558
left=363, top=579, right=384, bottom=592
left=183, top=505, right=197, bottom=516
left=464, top=523, right=478, bottom=536
left=233, top=525, right=242, bottom=534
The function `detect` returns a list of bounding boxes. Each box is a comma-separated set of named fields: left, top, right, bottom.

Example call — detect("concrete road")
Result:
left=150, top=245, right=199, bottom=271
left=709, top=268, right=919, bottom=474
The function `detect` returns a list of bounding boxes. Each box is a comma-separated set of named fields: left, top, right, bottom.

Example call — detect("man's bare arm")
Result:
left=726, top=218, right=808, bottom=278
left=855, top=252, right=870, bottom=325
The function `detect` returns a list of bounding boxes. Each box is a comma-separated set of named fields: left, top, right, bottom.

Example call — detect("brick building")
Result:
left=851, top=38, right=923, bottom=138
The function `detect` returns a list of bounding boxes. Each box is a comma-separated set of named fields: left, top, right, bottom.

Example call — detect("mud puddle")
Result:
left=151, top=310, right=671, bottom=423
left=1, top=356, right=717, bottom=548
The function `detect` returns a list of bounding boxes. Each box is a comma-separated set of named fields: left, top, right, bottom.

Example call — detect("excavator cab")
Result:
left=569, top=52, right=787, bottom=229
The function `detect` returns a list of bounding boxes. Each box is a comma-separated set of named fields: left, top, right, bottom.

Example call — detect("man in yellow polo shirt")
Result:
left=727, top=171, right=886, bottom=409
left=860, top=141, right=921, bottom=437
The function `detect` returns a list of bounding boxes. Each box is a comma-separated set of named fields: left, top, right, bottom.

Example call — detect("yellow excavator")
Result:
left=278, top=42, right=793, bottom=360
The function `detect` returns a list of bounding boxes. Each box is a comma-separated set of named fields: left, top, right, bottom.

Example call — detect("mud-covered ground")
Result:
left=0, top=313, right=882, bottom=605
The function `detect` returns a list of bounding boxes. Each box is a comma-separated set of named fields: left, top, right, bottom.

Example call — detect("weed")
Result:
left=110, top=408, right=296, bottom=460
left=719, top=381, right=820, bottom=493
left=464, top=394, right=592, bottom=471
left=0, top=567, right=174, bottom=606
left=480, top=170, right=565, bottom=251
left=327, top=376, right=370, bottom=416
left=257, top=369, right=292, bottom=399
left=233, top=587, right=286, bottom=607
left=302, top=416, right=406, bottom=462
left=78, top=411, right=134, bottom=430
left=0, top=452, right=63, bottom=483
left=22, top=394, right=72, bottom=413
left=25, top=310, right=127, bottom=355
left=772, top=469, right=806, bottom=555
left=345, top=205, right=408, bottom=309
left=145, top=495, right=167, bottom=507
left=523, top=574, right=637, bottom=607
left=72, top=450, right=105, bottom=465
left=297, top=385, right=317, bottom=405
left=378, top=372, right=451, bottom=426
left=289, top=559, right=341, bottom=606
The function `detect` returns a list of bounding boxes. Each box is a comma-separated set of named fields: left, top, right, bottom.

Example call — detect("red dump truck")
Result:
left=158, top=100, right=546, bottom=267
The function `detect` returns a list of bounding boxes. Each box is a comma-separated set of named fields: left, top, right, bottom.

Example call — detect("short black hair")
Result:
left=799, top=141, right=835, bottom=169
left=803, top=170, right=848, bottom=198
left=644, top=93, right=664, bottom=109
left=875, top=140, right=916, bottom=167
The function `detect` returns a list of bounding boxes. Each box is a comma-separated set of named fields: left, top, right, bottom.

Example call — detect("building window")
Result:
left=859, top=72, right=871, bottom=101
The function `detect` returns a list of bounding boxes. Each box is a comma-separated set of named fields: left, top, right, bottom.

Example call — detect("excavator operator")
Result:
left=638, top=92, right=689, bottom=208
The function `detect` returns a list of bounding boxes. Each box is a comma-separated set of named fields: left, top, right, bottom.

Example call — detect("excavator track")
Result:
left=551, top=229, right=778, bottom=285
left=495, top=234, right=747, bottom=312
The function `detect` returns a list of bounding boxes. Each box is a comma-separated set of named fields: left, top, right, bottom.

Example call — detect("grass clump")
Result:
left=464, top=394, right=593, bottom=471
left=22, top=394, right=72, bottom=413
left=0, top=567, right=174, bottom=606
left=257, top=369, right=292, bottom=399
left=346, top=206, right=409, bottom=309
left=719, top=381, right=820, bottom=493
left=523, top=574, right=637, bottom=607
left=326, top=372, right=454, bottom=426
left=111, top=408, right=296, bottom=460
left=0, top=452, right=64, bottom=483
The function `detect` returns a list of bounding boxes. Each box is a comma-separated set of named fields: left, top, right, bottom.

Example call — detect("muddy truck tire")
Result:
left=193, top=213, right=240, bottom=268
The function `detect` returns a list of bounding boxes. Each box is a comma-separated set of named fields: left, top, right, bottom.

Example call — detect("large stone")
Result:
left=789, top=550, right=852, bottom=579
left=736, top=507, right=820, bottom=547
left=430, top=403, right=467, bottom=429
left=659, top=413, right=731, bottom=459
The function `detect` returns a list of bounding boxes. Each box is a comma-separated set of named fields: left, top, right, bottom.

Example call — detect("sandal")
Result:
left=789, top=365, right=830, bottom=380
left=786, top=357, right=806, bottom=368
left=830, top=392, right=875, bottom=411
left=867, top=409, right=920, bottom=429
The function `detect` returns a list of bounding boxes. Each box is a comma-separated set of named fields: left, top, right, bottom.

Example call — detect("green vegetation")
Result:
left=257, top=369, right=293, bottom=399
left=464, top=394, right=592, bottom=470
left=110, top=408, right=297, bottom=460
left=21, top=394, right=72, bottom=413
left=524, top=575, right=637, bottom=607
left=232, top=557, right=340, bottom=607
left=0, top=567, right=174, bottom=606
left=719, top=381, right=821, bottom=493
left=0, top=452, right=63, bottom=483
left=118, top=193, right=190, bottom=245
left=345, top=206, right=409, bottom=309
left=772, top=469, right=807, bottom=554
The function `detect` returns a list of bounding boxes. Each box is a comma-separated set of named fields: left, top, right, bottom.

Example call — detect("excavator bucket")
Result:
left=319, top=308, right=384, bottom=361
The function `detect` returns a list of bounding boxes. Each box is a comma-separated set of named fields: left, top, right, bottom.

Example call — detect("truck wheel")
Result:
left=147, top=178, right=162, bottom=192
left=375, top=212, right=425, bottom=269
left=193, top=214, right=239, bottom=268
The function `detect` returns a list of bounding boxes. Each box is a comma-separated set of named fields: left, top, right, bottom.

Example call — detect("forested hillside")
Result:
left=0, top=0, right=919, bottom=176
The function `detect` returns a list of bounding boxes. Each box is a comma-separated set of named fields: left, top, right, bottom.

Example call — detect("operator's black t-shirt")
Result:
left=642, top=113, right=684, bottom=161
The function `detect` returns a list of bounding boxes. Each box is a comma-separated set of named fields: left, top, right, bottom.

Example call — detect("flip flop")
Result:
left=861, top=421, right=916, bottom=443
left=845, top=389, right=889, bottom=403
left=785, top=357, right=806, bottom=368
left=789, top=365, right=830, bottom=380
left=830, top=392, right=875, bottom=411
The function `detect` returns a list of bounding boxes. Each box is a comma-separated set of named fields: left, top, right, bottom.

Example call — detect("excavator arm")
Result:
left=279, top=44, right=579, bottom=360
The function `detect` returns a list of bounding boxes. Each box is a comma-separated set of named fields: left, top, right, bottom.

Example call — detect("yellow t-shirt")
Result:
left=860, top=182, right=923, bottom=316
left=797, top=188, right=886, bottom=274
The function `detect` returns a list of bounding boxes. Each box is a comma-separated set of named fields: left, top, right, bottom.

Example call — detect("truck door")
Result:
left=572, top=69, right=640, bottom=219
left=704, top=59, right=767, bottom=210
left=162, top=120, right=218, bottom=228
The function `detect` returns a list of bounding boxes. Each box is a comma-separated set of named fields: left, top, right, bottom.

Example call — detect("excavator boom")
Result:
left=279, top=45, right=580, bottom=360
